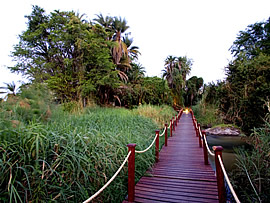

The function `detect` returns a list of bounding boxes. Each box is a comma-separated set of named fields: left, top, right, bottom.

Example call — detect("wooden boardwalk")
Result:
left=125, top=112, right=219, bottom=202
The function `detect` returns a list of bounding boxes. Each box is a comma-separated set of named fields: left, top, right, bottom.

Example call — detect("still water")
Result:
left=206, top=135, right=248, bottom=172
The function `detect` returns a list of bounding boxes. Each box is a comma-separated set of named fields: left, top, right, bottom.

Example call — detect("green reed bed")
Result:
left=0, top=106, right=175, bottom=202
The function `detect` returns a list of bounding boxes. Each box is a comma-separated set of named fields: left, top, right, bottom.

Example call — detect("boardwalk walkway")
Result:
left=127, top=112, right=219, bottom=202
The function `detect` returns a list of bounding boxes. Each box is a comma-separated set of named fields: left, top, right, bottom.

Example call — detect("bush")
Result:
left=192, top=102, right=223, bottom=129
left=232, top=121, right=270, bottom=202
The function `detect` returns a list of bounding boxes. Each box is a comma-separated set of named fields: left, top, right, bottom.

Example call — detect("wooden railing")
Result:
left=190, top=109, right=241, bottom=203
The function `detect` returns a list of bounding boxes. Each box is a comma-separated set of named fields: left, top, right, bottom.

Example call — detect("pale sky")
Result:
left=1, top=0, right=270, bottom=91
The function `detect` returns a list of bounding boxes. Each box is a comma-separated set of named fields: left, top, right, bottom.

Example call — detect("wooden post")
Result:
left=195, top=121, right=198, bottom=137
left=165, top=123, right=168, bottom=147
left=127, top=143, right=136, bottom=202
left=202, top=130, right=209, bottom=165
left=155, top=130, right=160, bottom=163
left=198, top=124, right=202, bottom=148
left=175, top=114, right=178, bottom=126
left=172, top=117, right=175, bottom=131
left=192, top=116, right=195, bottom=128
left=170, top=119, right=173, bottom=137
left=213, top=146, right=226, bottom=203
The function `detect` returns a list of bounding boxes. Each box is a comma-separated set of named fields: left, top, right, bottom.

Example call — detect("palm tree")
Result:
left=93, top=14, right=113, bottom=32
left=177, top=56, right=192, bottom=82
left=127, top=63, right=145, bottom=83
left=163, top=55, right=176, bottom=88
left=111, top=16, right=129, bottom=65
left=94, top=15, right=131, bottom=82
left=122, top=34, right=141, bottom=61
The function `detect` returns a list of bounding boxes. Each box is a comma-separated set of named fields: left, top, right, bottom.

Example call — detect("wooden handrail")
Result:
left=155, top=130, right=160, bottom=163
left=127, top=144, right=136, bottom=202
left=165, top=123, right=168, bottom=147
left=202, top=130, right=209, bottom=165
left=213, top=146, right=226, bottom=203
left=170, top=119, right=173, bottom=137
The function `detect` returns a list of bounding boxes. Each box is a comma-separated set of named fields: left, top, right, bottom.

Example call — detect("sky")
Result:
left=1, top=0, right=270, bottom=91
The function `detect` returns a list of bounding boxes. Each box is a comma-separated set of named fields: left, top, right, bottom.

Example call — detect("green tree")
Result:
left=185, top=76, right=203, bottom=106
left=163, top=55, right=193, bottom=106
left=221, top=53, right=270, bottom=132
left=230, top=17, right=270, bottom=58
left=217, top=17, right=270, bottom=133
left=163, top=55, right=176, bottom=88
left=10, top=6, right=120, bottom=105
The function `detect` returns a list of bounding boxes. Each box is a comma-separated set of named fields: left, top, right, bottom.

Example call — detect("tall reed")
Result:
left=0, top=106, right=175, bottom=202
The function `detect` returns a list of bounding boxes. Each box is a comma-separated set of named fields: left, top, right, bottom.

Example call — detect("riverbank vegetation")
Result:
left=193, top=17, right=270, bottom=202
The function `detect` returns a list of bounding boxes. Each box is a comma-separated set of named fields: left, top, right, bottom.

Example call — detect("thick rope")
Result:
left=218, top=155, right=241, bottom=203
left=168, top=122, right=171, bottom=129
left=159, top=127, right=167, bottom=137
left=135, top=134, right=158, bottom=153
left=83, top=151, right=131, bottom=203
left=202, top=131, right=215, bottom=156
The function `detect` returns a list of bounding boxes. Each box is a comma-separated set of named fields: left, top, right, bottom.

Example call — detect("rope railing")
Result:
left=83, top=151, right=131, bottom=203
left=159, top=126, right=167, bottom=137
left=201, top=130, right=215, bottom=156
left=190, top=108, right=240, bottom=203
left=218, top=155, right=241, bottom=203
left=135, top=134, right=158, bottom=153
left=84, top=108, right=183, bottom=202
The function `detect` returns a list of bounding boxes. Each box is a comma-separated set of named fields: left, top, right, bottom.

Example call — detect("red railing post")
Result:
left=198, top=124, right=202, bottom=148
left=170, top=119, right=173, bottom=137
left=192, top=116, right=195, bottom=128
left=202, top=130, right=209, bottom=165
left=195, top=121, right=199, bottom=137
left=127, top=143, right=136, bottom=202
left=172, top=117, right=175, bottom=131
left=165, top=123, right=168, bottom=147
left=155, top=130, right=160, bottom=163
left=213, top=146, right=226, bottom=203
left=175, top=114, right=178, bottom=126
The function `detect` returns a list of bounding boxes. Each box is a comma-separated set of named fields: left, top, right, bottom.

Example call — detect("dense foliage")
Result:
left=196, top=17, right=270, bottom=202
left=9, top=6, right=172, bottom=108
left=201, top=18, right=270, bottom=133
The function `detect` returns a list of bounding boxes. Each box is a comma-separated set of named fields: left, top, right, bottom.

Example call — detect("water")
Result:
left=206, top=135, right=248, bottom=172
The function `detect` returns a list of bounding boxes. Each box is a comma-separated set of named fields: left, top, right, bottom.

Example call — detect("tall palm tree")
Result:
left=111, top=16, right=129, bottom=65
left=163, top=55, right=176, bottom=88
left=122, top=34, right=141, bottom=61
left=177, top=56, right=192, bottom=82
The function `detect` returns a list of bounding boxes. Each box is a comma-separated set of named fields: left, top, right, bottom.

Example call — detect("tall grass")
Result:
left=0, top=104, right=175, bottom=202
left=231, top=121, right=270, bottom=202
left=133, top=104, right=176, bottom=128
